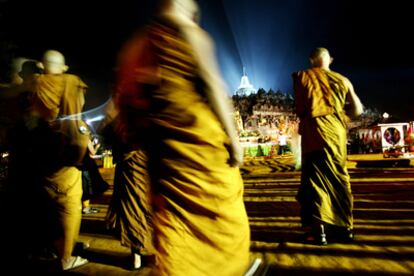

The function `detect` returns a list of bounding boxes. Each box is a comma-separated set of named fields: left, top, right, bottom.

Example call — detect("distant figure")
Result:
left=291, top=127, right=302, bottom=170
left=1, top=57, right=44, bottom=266
left=292, top=47, right=363, bottom=245
left=81, top=135, right=109, bottom=215
left=29, top=50, right=90, bottom=270
left=277, top=131, right=288, bottom=155
left=114, top=0, right=251, bottom=275
left=0, top=57, right=40, bottom=150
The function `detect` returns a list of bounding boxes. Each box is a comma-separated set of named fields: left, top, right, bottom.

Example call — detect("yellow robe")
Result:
left=293, top=68, right=353, bottom=228
left=30, top=74, right=88, bottom=259
left=116, top=20, right=250, bottom=275
left=106, top=150, right=155, bottom=255
left=31, top=74, right=90, bottom=166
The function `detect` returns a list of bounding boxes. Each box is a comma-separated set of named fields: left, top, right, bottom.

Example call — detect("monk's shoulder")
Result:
left=329, top=70, right=349, bottom=82
left=292, top=69, right=316, bottom=84
left=292, top=69, right=306, bottom=80
left=62, top=73, right=81, bottom=81
left=62, top=74, right=87, bottom=89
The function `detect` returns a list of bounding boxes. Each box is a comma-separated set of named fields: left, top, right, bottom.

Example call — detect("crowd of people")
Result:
left=0, top=0, right=365, bottom=275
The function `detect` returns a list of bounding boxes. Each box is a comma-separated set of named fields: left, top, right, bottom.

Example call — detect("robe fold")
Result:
left=106, top=150, right=155, bottom=256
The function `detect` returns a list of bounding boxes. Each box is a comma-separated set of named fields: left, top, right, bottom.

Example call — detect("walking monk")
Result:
left=292, top=47, right=363, bottom=245
left=114, top=0, right=251, bottom=275
left=29, top=50, right=90, bottom=270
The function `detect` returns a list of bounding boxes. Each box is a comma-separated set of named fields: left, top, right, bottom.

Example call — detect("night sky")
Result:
left=1, top=0, right=413, bottom=120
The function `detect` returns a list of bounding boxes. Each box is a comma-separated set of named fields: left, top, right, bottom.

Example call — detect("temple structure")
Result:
left=235, top=67, right=256, bottom=96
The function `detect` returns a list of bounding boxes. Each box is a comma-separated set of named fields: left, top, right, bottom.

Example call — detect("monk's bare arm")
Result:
left=199, top=51, right=240, bottom=166
left=185, top=28, right=243, bottom=167
left=344, top=78, right=363, bottom=118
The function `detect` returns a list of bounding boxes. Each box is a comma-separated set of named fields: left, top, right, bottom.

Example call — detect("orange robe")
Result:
left=115, top=19, right=250, bottom=276
left=30, top=74, right=89, bottom=259
left=106, top=149, right=155, bottom=256
left=293, top=68, right=353, bottom=228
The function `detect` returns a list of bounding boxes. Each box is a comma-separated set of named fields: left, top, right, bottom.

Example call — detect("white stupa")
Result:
left=235, top=67, right=256, bottom=96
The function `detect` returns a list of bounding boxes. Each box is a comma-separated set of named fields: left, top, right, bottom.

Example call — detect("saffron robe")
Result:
left=30, top=74, right=88, bottom=259
left=106, top=150, right=155, bottom=256
left=115, top=19, right=250, bottom=276
left=293, top=68, right=353, bottom=228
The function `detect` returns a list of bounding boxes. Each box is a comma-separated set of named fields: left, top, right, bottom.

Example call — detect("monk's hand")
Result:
left=228, top=140, right=244, bottom=167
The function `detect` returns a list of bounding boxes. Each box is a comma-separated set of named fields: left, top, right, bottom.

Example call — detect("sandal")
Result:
left=62, top=256, right=89, bottom=271
left=303, top=224, right=328, bottom=246
left=131, top=252, right=142, bottom=270
left=82, top=207, right=100, bottom=214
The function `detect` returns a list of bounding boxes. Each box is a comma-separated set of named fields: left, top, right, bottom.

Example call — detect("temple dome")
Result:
left=235, top=68, right=256, bottom=96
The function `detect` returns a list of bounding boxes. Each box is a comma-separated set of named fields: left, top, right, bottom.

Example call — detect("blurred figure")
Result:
left=1, top=57, right=28, bottom=86
left=106, top=149, right=155, bottom=270
left=28, top=50, right=89, bottom=270
left=81, top=135, right=109, bottom=215
left=114, top=0, right=251, bottom=275
left=98, top=100, right=155, bottom=271
left=292, top=47, right=363, bottom=245
left=0, top=57, right=44, bottom=269
left=290, top=126, right=302, bottom=170
left=0, top=57, right=39, bottom=150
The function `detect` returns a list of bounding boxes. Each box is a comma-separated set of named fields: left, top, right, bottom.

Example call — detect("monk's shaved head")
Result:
left=310, top=47, right=330, bottom=59
left=160, top=0, right=200, bottom=23
left=43, top=50, right=65, bottom=64
left=309, top=47, right=332, bottom=69
left=42, top=50, right=68, bottom=74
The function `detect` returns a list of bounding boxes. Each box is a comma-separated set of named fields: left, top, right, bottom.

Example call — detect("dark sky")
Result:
left=1, top=0, right=413, bottom=120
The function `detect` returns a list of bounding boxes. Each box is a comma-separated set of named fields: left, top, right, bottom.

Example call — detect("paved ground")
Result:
left=243, top=156, right=414, bottom=275
left=5, top=154, right=414, bottom=275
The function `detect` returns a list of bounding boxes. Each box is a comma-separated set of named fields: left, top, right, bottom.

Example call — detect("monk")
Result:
left=0, top=57, right=37, bottom=150
left=29, top=50, right=89, bottom=270
left=0, top=57, right=42, bottom=267
left=99, top=100, right=156, bottom=270
left=292, top=47, right=363, bottom=245
left=114, top=0, right=251, bottom=275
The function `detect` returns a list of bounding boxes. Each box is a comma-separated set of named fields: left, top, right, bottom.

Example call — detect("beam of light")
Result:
left=56, top=98, right=112, bottom=133
left=57, top=98, right=111, bottom=121
left=201, top=0, right=308, bottom=94
left=214, top=46, right=243, bottom=95
left=220, top=0, right=302, bottom=93
left=199, top=1, right=242, bottom=95
left=82, top=98, right=112, bottom=119
left=85, top=115, right=105, bottom=124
